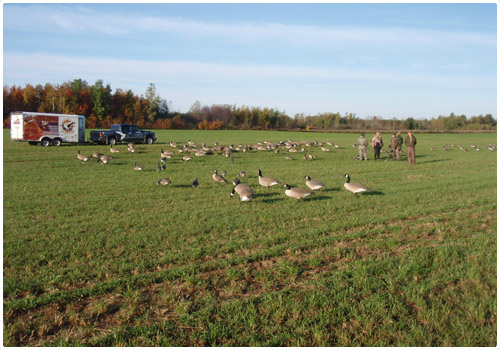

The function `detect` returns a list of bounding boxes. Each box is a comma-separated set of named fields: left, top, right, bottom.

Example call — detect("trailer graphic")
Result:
left=10, top=112, right=85, bottom=146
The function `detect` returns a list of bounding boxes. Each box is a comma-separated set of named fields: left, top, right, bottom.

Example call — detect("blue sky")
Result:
left=3, top=2, right=497, bottom=119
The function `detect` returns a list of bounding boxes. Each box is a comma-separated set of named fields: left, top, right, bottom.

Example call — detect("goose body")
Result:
left=213, top=170, right=227, bottom=183
left=110, top=145, right=120, bottom=153
left=77, top=150, right=90, bottom=162
left=284, top=184, right=313, bottom=200
left=99, top=155, right=112, bottom=164
left=258, top=169, right=279, bottom=188
left=344, top=174, right=370, bottom=194
left=134, top=162, right=143, bottom=171
left=157, top=178, right=171, bottom=185
left=182, top=155, right=192, bottom=162
left=231, top=183, right=254, bottom=202
left=91, top=152, right=103, bottom=159
left=305, top=176, right=327, bottom=190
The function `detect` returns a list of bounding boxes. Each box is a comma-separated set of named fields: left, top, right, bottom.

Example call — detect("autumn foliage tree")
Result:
left=3, top=79, right=496, bottom=131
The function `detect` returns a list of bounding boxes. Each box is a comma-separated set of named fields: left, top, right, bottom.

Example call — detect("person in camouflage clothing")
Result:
left=356, top=133, right=368, bottom=161
left=395, top=131, right=403, bottom=161
left=388, top=133, right=396, bottom=159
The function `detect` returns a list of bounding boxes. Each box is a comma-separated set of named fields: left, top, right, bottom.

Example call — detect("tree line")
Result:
left=3, top=79, right=496, bottom=131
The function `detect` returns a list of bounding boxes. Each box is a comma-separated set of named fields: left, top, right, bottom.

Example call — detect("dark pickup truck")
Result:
left=90, top=124, right=157, bottom=145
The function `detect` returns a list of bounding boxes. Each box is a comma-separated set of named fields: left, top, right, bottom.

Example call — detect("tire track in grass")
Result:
left=5, top=205, right=494, bottom=315
left=5, top=206, right=496, bottom=346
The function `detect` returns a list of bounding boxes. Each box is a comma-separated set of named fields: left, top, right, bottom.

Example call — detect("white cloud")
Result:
left=4, top=4, right=496, bottom=49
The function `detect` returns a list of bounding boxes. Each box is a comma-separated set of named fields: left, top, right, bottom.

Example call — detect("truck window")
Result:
left=121, top=125, right=130, bottom=133
left=130, top=126, right=141, bottom=133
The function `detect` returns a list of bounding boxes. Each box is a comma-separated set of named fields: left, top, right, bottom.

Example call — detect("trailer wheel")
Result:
left=41, top=138, right=51, bottom=147
left=52, top=139, right=62, bottom=147
left=145, top=136, right=154, bottom=145
left=108, top=137, right=116, bottom=145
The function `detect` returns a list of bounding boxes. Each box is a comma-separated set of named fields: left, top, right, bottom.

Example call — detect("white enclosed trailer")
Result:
left=10, top=111, right=85, bottom=146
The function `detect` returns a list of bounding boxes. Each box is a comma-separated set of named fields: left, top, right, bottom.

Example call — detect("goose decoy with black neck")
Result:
left=213, top=170, right=228, bottom=183
left=77, top=150, right=90, bottom=163
left=191, top=178, right=199, bottom=188
left=305, top=176, right=327, bottom=191
left=258, top=169, right=279, bottom=188
left=134, top=162, right=143, bottom=171
left=157, top=178, right=171, bottom=185
left=283, top=184, right=313, bottom=200
left=230, top=183, right=254, bottom=202
left=343, top=174, right=370, bottom=195
left=99, top=155, right=112, bottom=164
left=110, top=145, right=120, bottom=153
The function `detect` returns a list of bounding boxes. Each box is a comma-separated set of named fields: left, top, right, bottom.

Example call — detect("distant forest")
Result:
left=3, top=79, right=496, bottom=131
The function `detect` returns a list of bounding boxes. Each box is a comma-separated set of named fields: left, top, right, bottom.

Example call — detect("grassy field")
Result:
left=3, top=129, right=497, bottom=346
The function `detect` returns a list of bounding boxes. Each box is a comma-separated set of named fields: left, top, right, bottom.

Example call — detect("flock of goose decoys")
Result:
left=436, top=142, right=497, bottom=152
left=76, top=138, right=373, bottom=202
left=76, top=138, right=492, bottom=202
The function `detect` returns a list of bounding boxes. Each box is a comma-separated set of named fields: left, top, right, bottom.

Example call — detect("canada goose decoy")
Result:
left=77, top=150, right=90, bottom=163
left=99, top=155, right=113, bottom=164
left=110, top=145, right=120, bottom=153
left=91, top=151, right=103, bottom=159
left=192, top=178, right=199, bottom=188
left=230, top=183, right=254, bottom=202
left=239, top=170, right=246, bottom=178
left=213, top=170, right=228, bottom=183
left=232, top=178, right=241, bottom=186
left=221, top=170, right=227, bottom=177
left=284, top=184, right=313, bottom=201
left=321, top=146, right=330, bottom=152
left=344, top=174, right=370, bottom=196
left=258, top=169, right=279, bottom=188
left=308, top=152, right=317, bottom=160
left=156, top=178, right=171, bottom=186
left=305, top=176, right=327, bottom=191
left=161, top=148, right=171, bottom=158
left=127, top=147, right=136, bottom=153
left=182, top=155, right=192, bottom=162
left=170, top=141, right=177, bottom=147
left=284, top=155, right=292, bottom=160
left=156, top=161, right=163, bottom=172
left=134, top=162, right=143, bottom=171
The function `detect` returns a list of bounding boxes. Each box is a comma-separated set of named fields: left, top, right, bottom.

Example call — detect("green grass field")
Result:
left=3, top=129, right=497, bottom=346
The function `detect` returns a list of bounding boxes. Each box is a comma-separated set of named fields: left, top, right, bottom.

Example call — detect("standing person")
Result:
left=395, top=131, right=403, bottom=161
left=356, top=133, right=368, bottom=161
left=404, top=131, right=417, bottom=164
left=371, top=132, right=383, bottom=160
left=388, top=133, right=396, bottom=159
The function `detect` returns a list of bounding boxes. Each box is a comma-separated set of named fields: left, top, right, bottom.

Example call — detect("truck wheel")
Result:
left=145, top=136, right=154, bottom=145
left=41, top=138, right=51, bottom=147
left=52, top=139, right=62, bottom=147
left=108, top=137, right=116, bottom=145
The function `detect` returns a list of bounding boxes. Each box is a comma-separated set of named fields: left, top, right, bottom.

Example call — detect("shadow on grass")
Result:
left=415, top=158, right=451, bottom=164
left=322, top=187, right=341, bottom=193
left=362, top=190, right=384, bottom=196
left=257, top=192, right=281, bottom=198
left=306, top=195, right=331, bottom=201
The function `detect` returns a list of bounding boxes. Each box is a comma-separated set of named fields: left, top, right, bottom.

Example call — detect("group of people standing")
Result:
left=356, top=131, right=417, bottom=164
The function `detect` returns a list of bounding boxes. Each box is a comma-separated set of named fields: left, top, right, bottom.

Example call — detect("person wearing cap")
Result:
left=404, top=131, right=417, bottom=164
left=371, top=132, right=384, bottom=160
left=356, top=133, right=368, bottom=161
